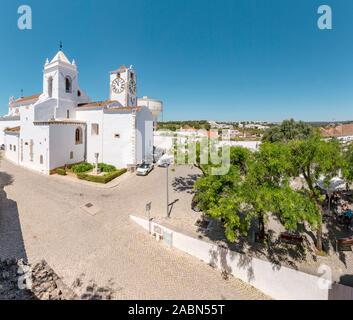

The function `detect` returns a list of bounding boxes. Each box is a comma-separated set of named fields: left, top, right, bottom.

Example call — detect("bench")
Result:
left=336, top=236, right=353, bottom=252
left=280, top=232, right=304, bottom=245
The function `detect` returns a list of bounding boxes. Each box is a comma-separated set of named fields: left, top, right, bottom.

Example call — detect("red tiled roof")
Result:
left=14, top=94, right=41, bottom=104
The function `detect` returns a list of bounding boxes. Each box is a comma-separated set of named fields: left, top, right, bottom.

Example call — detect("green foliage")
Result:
left=158, top=120, right=211, bottom=131
left=72, top=162, right=94, bottom=173
left=342, top=143, right=353, bottom=183
left=56, top=168, right=67, bottom=176
left=77, top=169, right=127, bottom=184
left=262, top=119, right=316, bottom=143
left=98, top=163, right=117, bottom=173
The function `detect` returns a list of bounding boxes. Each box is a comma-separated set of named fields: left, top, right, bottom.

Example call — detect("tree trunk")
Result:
left=258, top=213, right=265, bottom=241
left=316, top=215, right=323, bottom=252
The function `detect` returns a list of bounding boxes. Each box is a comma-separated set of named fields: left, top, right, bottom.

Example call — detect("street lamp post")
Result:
left=166, top=164, right=170, bottom=218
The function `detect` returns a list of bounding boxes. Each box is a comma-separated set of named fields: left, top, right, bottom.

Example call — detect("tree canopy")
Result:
left=262, top=119, right=316, bottom=143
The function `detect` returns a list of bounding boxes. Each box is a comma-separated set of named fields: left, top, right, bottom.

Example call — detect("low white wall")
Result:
left=130, top=215, right=353, bottom=300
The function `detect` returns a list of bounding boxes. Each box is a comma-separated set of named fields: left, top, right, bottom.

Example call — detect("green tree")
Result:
left=342, top=142, right=353, bottom=185
left=287, top=135, right=343, bottom=251
left=262, top=119, right=316, bottom=143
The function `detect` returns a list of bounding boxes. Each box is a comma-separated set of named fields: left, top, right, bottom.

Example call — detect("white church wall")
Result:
left=0, top=119, right=20, bottom=145
left=20, top=125, right=50, bottom=175
left=136, top=107, right=154, bottom=164
left=34, top=98, right=57, bottom=121
left=102, top=111, right=134, bottom=169
left=56, top=100, right=77, bottom=120
left=4, top=133, right=20, bottom=164
left=49, top=124, right=86, bottom=170
left=75, top=109, right=104, bottom=165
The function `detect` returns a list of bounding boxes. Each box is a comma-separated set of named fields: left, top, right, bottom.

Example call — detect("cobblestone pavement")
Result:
left=0, top=160, right=268, bottom=300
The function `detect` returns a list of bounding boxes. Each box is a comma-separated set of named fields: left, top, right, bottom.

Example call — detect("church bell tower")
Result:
left=109, top=65, right=137, bottom=107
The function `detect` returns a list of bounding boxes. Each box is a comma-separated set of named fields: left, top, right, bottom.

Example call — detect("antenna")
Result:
left=20, top=89, right=24, bottom=98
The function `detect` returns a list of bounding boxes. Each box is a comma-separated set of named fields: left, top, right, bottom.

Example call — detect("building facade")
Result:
left=0, top=50, right=160, bottom=174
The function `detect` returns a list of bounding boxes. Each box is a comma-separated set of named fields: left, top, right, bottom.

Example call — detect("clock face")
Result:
left=111, top=78, right=125, bottom=94
left=129, top=79, right=136, bottom=95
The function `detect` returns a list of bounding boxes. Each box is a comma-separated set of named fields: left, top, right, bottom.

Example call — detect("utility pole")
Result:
left=166, top=164, right=170, bottom=218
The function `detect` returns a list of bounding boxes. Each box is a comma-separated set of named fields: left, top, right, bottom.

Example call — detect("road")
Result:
left=0, top=159, right=268, bottom=299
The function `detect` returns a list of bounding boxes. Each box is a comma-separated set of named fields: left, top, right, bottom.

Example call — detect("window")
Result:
left=9, top=144, right=12, bottom=151
left=40, top=155, right=43, bottom=164
left=65, top=76, right=72, bottom=93
left=91, top=124, right=99, bottom=136
left=48, top=77, right=53, bottom=98
left=78, top=90, right=81, bottom=97
left=14, top=145, right=16, bottom=152
left=67, top=110, right=70, bottom=119
left=75, top=127, right=83, bottom=144
left=114, top=134, right=120, bottom=139
left=70, top=152, right=74, bottom=159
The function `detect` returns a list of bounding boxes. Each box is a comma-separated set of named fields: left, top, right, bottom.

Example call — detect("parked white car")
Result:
left=157, top=155, right=174, bottom=168
left=136, top=163, right=154, bottom=176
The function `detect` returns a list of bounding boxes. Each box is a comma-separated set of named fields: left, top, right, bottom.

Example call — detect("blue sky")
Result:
left=0, top=0, right=352, bottom=122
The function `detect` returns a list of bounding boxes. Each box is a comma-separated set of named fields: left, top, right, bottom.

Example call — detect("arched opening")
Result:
left=75, top=127, right=83, bottom=145
left=78, top=90, right=81, bottom=97
left=65, top=76, right=72, bottom=93
left=48, top=77, right=53, bottom=98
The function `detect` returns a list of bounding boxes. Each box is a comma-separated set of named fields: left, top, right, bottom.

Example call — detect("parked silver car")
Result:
left=136, top=163, right=154, bottom=176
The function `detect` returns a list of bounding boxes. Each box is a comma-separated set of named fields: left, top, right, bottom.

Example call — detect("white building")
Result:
left=0, top=50, right=161, bottom=174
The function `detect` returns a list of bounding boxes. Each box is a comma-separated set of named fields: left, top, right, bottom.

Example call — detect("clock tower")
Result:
left=110, top=65, right=137, bottom=107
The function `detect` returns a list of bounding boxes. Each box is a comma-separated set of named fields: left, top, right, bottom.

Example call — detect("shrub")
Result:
left=72, top=162, right=94, bottom=173
left=77, top=169, right=127, bottom=184
left=56, top=168, right=67, bottom=176
left=98, top=163, right=117, bottom=173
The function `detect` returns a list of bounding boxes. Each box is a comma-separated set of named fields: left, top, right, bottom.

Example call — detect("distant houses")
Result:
left=320, top=123, right=353, bottom=143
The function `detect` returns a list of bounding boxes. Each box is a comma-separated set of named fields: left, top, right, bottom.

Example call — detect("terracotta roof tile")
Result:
left=14, top=94, right=41, bottom=104
left=4, top=126, right=20, bottom=133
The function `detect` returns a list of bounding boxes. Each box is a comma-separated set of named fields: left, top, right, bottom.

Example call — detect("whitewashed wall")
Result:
left=0, top=119, right=20, bottom=145
left=19, top=107, right=50, bottom=174
left=130, top=215, right=353, bottom=300
left=76, top=109, right=104, bottom=164
left=136, top=106, right=154, bottom=164
left=102, top=111, right=134, bottom=168
left=34, top=98, right=57, bottom=121
left=49, top=123, right=86, bottom=170
left=4, top=133, right=19, bottom=164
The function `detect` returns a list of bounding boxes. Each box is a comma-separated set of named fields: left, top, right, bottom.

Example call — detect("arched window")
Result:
left=65, top=76, right=72, bottom=93
left=48, top=77, right=53, bottom=98
left=78, top=90, right=81, bottom=97
left=75, top=127, right=82, bottom=145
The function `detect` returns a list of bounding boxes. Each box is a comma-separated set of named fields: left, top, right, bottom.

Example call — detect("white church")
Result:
left=0, top=49, right=163, bottom=175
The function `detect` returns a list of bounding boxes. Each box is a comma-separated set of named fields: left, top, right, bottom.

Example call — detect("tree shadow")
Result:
left=72, top=274, right=123, bottom=300
left=202, top=216, right=315, bottom=275
left=172, top=174, right=200, bottom=194
left=0, top=171, right=27, bottom=263
left=324, top=216, right=353, bottom=267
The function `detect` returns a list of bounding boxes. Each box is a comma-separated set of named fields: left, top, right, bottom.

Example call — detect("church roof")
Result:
left=78, top=101, right=116, bottom=108
left=77, top=100, right=141, bottom=112
left=4, top=126, right=20, bottom=133
left=50, top=50, right=71, bottom=64
left=14, top=94, right=41, bottom=104
left=110, top=65, right=128, bottom=74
